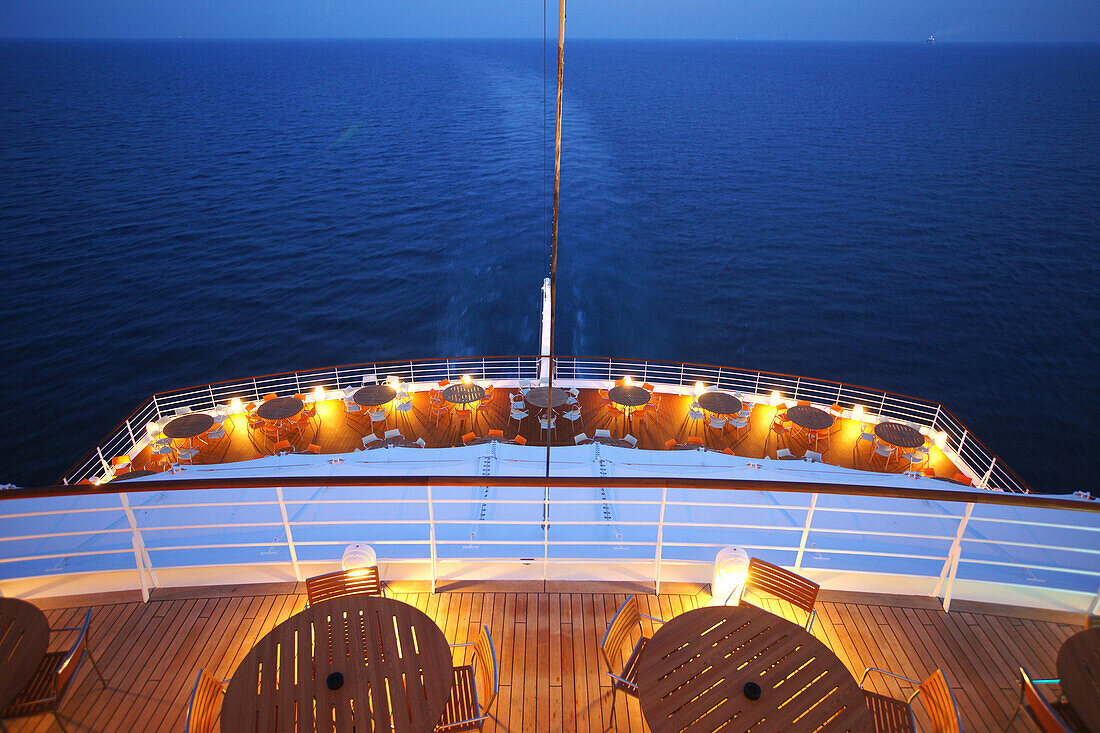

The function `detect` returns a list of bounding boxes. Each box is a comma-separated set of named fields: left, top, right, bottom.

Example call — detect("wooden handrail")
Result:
left=9, top=475, right=1096, bottom=513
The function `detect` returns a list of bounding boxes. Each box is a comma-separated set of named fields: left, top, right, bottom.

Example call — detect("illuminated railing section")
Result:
left=0, top=480, right=1096, bottom=612
left=61, top=355, right=1028, bottom=493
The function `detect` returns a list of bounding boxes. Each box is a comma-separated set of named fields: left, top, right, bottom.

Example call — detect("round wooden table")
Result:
left=524, top=386, right=571, bottom=409
left=874, top=422, right=924, bottom=449
left=162, top=413, right=215, bottom=439
left=354, top=385, right=397, bottom=408
left=0, top=598, right=50, bottom=712
left=697, top=392, right=743, bottom=416
left=224, top=596, right=452, bottom=733
left=1057, top=628, right=1100, bottom=731
left=786, top=405, right=834, bottom=432
left=609, top=385, right=651, bottom=409
left=442, top=383, right=485, bottom=406
left=255, top=397, right=304, bottom=421
left=637, top=605, right=871, bottom=733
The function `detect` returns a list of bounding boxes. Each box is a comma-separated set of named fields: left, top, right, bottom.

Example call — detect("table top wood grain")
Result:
left=441, top=383, right=486, bottom=405
left=786, top=404, right=834, bottom=432
left=609, top=385, right=651, bottom=408
left=636, top=605, right=871, bottom=733
left=524, top=386, right=571, bottom=409
left=223, top=596, right=452, bottom=733
left=1057, top=627, right=1100, bottom=731
left=0, top=598, right=50, bottom=712
left=874, top=422, right=925, bottom=449
left=697, top=392, right=743, bottom=416
left=255, top=397, right=305, bottom=421
left=353, top=385, right=398, bottom=408
left=163, top=413, right=215, bottom=439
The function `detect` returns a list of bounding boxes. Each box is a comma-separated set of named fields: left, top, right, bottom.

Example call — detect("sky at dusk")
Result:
left=1, top=0, right=1098, bottom=43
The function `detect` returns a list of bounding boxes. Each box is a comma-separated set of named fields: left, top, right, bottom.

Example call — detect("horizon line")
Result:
left=3, top=36, right=1098, bottom=44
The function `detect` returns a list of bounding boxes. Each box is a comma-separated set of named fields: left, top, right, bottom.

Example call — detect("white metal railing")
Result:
left=0, top=479, right=1096, bottom=611
left=58, top=355, right=1032, bottom=493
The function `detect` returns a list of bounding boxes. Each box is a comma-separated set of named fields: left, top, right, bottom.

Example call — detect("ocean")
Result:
left=0, top=39, right=1096, bottom=491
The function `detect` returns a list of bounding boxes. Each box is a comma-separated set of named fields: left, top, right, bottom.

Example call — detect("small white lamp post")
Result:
left=341, top=543, right=377, bottom=576
left=313, top=385, right=325, bottom=403
left=694, top=381, right=705, bottom=397
left=712, top=546, right=750, bottom=605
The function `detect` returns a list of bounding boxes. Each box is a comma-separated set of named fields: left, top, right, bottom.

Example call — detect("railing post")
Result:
left=754, top=372, right=760, bottom=397
left=835, top=383, right=843, bottom=403
left=252, top=378, right=260, bottom=401
left=1089, top=585, right=1100, bottom=616
left=152, top=393, right=161, bottom=420
left=793, top=377, right=801, bottom=399
left=933, top=502, right=974, bottom=612
left=679, top=363, right=684, bottom=387
left=132, top=537, right=150, bottom=603
left=125, top=419, right=136, bottom=448
left=208, top=385, right=217, bottom=409
left=654, top=484, right=668, bottom=595
left=275, top=487, right=302, bottom=581
left=119, top=493, right=157, bottom=600
left=879, top=392, right=887, bottom=415
left=294, top=373, right=301, bottom=394
left=96, top=447, right=110, bottom=477
left=932, top=404, right=942, bottom=431
left=794, top=493, right=819, bottom=570
left=979, top=458, right=997, bottom=490
left=427, top=482, right=438, bottom=593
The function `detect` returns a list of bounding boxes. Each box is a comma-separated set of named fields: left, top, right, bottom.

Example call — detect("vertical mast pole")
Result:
left=546, top=0, right=566, bottom=480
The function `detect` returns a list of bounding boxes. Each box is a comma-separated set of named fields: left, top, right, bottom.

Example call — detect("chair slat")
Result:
left=305, top=567, right=383, bottom=606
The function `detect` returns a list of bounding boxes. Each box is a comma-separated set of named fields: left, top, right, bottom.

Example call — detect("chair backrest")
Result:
left=55, top=609, right=94, bottom=701
left=624, top=435, right=637, bottom=447
left=264, top=393, right=277, bottom=401
left=686, top=436, right=704, bottom=446
left=472, top=626, right=499, bottom=713
left=914, top=669, right=962, bottom=733
left=384, top=428, right=401, bottom=439
left=665, top=438, right=677, bottom=449
left=306, top=567, right=383, bottom=606
left=595, top=429, right=612, bottom=439
left=462, top=432, right=477, bottom=444
left=512, top=435, right=527, bottom=446
left=600, top=595, right=641, bottom=671
left=740, top=558, right=819, bottom=625
left=574, top=433, right=589, bottom=445
left=488, top=429, right=504, bottom=438
left=1017, top=668, right=1072, bottom=733
left=185, top=668, right=225, bottom=733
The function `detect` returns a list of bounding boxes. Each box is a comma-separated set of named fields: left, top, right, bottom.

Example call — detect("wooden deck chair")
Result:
left=601, top=595, right=665, bottom=726
left=737, top=557, right=819, bottom=630
left=185, top=669, right=227, bottom=733
left=436, top=626, right=499, bottom=731
left=1002, top=668, right=1074, bottom=732
left=305, top=567, right=384, bottom=606
left=0, top=609, right=106, bottom=732
left=859, top=668, right=961, bottom=733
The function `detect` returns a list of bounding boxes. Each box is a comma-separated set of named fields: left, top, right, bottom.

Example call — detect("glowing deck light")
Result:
left=313, top=386, right=324, bottom=402
left=934, top=431, right=948, bottom=449
left=694, top=381, right=705, bottom=396
left=386, top=375, right=400, bottom=388
left=771, top=390, right=781, bottom=406
left=623, top=375, right=633, bottom=386
left=461, top=374, right=472, bottom=384
left=852, top=404, right=864, bottom=422
left=230, top=397, right=243, bottom=414
left=341, top=543, right=377, bottom=571
left=712, top=546, right=750, bottom=605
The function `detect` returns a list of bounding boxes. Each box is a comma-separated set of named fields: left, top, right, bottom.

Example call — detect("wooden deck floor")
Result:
left=125, top=388, right=964, bottom=481
left=3, top=583, right=1081, bottom=732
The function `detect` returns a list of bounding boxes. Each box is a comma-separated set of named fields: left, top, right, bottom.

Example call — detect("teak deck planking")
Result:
left=1, top=584, right=1081, bottom=732
left=126, top=388, right=964, bottom=480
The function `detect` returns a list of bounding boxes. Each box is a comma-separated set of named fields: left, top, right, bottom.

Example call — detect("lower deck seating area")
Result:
left=120, top=385, right=966, bottom=482
left=3, top=582, right=1083, bottom=732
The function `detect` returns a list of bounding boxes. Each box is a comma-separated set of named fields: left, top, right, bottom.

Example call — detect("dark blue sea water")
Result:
left=0, top=40, right=1097, bottom=491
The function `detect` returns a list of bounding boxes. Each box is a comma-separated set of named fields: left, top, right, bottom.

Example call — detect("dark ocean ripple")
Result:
left=0, top=39, right=1097, bottom=492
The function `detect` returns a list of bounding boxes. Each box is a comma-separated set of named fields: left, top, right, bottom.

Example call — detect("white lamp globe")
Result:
left=712, top=546, right=750, bottom=605
left=341, top=543, right=377, bottom=571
